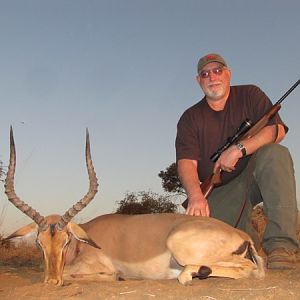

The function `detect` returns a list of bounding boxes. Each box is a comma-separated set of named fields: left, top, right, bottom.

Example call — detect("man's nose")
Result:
left=209, top=71, right=218, bottom=80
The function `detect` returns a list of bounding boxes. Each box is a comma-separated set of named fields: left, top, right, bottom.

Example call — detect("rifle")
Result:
left=182, top=79, right=300, bottom=209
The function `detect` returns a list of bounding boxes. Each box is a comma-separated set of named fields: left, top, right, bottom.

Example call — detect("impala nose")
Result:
left=45, top=278, right=63, bottom=286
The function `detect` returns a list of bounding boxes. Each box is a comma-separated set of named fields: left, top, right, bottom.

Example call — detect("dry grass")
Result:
left=0, top=239, right=42, bottom=267
left=251, top=205, right=300, bottom=242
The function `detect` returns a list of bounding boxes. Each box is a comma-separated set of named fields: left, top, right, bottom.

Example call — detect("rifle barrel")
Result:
left=276, top=79, right=300, bottom=105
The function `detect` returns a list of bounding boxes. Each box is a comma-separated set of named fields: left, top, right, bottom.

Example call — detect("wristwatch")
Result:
left=236, top=142, right=247, bottom=157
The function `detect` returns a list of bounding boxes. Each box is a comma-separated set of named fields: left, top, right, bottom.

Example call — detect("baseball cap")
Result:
left=197, top=53, right=227, bottom=74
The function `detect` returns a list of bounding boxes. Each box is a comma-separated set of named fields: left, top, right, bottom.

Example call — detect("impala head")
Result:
left=4, top=127, right=100, bottom=286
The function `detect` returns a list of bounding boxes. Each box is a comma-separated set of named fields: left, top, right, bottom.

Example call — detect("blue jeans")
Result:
left=208, top=144, right=299, bottom=253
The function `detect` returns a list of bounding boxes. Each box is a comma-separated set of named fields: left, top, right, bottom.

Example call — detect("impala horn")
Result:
left=56, top=128, right=98, bottom=230
left=5, top=126, right=48, bottom=230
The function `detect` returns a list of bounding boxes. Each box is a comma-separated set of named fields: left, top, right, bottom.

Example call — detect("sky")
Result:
left=0, top=0, right=299, bottom=234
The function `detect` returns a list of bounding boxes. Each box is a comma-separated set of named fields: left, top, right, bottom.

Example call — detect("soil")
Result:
left=0, top=207, right=299, bottom=300
left=1, top=263, right=300, bottom=300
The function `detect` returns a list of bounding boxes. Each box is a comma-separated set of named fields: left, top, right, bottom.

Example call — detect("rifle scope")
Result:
left=210, top=119, right=252, bottom=162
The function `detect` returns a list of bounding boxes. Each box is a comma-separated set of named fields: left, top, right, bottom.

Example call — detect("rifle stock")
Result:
left=241, top=104, right=281, bottom=139
left=181, top=171, right=221, bottom=209
left=181, top=79, right=299, bottom=210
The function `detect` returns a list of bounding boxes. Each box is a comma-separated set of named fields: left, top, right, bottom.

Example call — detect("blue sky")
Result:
left=0, top=0, right=299, bottom=233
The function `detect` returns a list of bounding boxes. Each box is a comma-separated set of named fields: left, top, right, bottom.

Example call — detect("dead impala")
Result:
left=4, top=127, right=265, bottom=286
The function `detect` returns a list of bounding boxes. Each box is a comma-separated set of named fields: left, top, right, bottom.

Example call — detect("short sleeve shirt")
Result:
left=175, top=85, right=287, bottom=185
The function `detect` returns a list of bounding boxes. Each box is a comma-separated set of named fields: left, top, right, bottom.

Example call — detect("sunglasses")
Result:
left=199, top=66, right=225, bottom=79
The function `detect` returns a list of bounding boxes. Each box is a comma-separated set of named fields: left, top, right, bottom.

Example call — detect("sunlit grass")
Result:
left=0, top=237, right=42, bottom=267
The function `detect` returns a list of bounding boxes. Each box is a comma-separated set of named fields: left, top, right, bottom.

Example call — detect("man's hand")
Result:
left=177, top=159, right=210, bottom=217
left=186, top=194, right=210, bottom=217
left=214, top=145, right=241, bottom=173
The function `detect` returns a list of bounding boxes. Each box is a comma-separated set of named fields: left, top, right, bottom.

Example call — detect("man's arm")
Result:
left=242, top=124, right=285, bottom=153
left=214, top=124, right=286, bottom=173
left=177, top=159, right=210, bottom=216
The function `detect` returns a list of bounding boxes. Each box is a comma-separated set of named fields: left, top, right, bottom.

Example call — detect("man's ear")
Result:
left=226, top=68, right=232, bottom=80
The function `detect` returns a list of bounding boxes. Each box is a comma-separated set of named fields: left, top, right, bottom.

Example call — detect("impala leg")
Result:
left=208, top=258, right=258, bottom=279
left=64, top=260, right=122, bottom=282
left=178, top=265, right=212, bottom=285
left=178, top=257, right=259, bottom=285
left=65, top=271, right=122, bottom=282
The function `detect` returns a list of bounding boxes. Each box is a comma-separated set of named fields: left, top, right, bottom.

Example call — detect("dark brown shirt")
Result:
left=176, top=85, right=287, bottom=185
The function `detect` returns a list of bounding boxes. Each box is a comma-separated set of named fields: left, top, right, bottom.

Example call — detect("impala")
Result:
left=5, top=127, right=265, bottom=286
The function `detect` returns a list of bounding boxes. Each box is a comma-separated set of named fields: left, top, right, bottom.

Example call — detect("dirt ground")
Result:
left=0, top=263, right=300, bottom=300
left=0, top=207, right=299, bottom=300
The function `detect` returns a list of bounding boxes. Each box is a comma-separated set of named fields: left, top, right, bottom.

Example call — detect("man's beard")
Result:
left=205, top=83, right=225, bottom=100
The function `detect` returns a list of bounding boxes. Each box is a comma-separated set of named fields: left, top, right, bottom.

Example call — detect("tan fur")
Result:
left=8, top=213, right=265, bottom=285
left=5, top=129, right=264, bottom=286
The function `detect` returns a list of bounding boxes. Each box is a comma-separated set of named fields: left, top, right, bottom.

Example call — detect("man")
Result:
left=176, top=53, right=298, bottom=269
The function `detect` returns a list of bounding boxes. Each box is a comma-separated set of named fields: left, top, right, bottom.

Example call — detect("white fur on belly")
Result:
left=113, top=251, right=183, bottom=280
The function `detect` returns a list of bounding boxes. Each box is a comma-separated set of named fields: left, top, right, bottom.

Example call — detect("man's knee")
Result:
left=255, top=144, right=292, bottom=163
left=250, top=143, right=295, bottom=183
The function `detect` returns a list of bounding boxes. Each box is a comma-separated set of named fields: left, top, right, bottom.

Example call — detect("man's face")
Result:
left=196, top=62, right=231, bottom=101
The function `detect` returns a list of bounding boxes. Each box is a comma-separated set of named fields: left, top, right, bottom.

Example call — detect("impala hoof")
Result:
left=196, top=266, right=212, bottom=279
left=177, top=273, right=193, bottom=286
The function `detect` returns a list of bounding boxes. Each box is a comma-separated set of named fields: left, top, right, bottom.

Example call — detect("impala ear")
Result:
left=5, top=222, right=38, bottom=240
left=67, top=222, right=101, bottom=249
